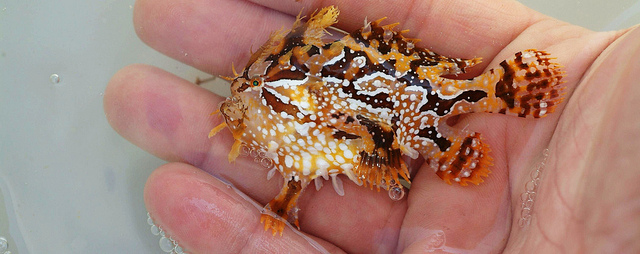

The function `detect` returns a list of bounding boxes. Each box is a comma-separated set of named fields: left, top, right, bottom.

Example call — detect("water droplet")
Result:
left=147, top=214, right=154, bottom=226
left=388, top=186, right=405, bottom=201
left=159, top=236, right=174, bottom=252
left=49, top=74, right=61, bottom=84
left=0, top=237, right=8, bottom=251
left=174, top=245, right=184, bottom=254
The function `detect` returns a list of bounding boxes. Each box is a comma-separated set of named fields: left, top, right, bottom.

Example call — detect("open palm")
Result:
left=104, top=0, right=640, bottom=253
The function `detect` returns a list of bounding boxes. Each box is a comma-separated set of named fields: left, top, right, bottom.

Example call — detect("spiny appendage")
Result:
left=208, top=110, right=225, bottom=138
left=301, top=6, right=339, bottom=45
left=208, top=101, right=246, bottom=162
left=354, top=149, right=411, bottom=190
left=491, top=49, right=565, bottom=118
left=241, top=6, right=338, bottom=69
left=428, top=132, right=492, bottom=186
left=260, top=180, right=305, bottom=236
left=357, top=16, right=483, bottom=77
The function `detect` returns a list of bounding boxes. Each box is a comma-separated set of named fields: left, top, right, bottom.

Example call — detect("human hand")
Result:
left=104, top=0, right=640, bottom=253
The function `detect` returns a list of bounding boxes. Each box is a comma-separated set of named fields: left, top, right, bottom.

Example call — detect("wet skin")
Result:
left=104, top=0, right=640, bottom=253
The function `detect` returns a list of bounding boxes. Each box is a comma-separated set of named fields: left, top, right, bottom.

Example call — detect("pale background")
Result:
left=1, top=0, right=639, bottom=253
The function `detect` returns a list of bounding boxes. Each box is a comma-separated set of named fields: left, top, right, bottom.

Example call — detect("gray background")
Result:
left=1, top=0, right=639, bottom=253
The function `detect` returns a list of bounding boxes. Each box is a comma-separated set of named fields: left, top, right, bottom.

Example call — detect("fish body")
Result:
left=210, top=6, right=564, bottom=235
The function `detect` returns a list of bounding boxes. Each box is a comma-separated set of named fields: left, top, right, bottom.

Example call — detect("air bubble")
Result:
left=388, top=186, right=405, bottom=201
left=147, top=212, right=188, bottom=253
left=525, top=180, right=536, bottom=191
left=530, top=169, right=540, bottom=179
left=518, top=216, right=531, bottom=227
left=387, top=179, right=406, bottom=201
left=151, top=225, right=160, bottom=235
left=49, top=74, right=61, bottom=84
left=159, top=237, right=174, bottom=252
left=239, top=145, right=251, bottom=157
left=524, top=199, right=534, bottom=208
left=249, top=149, right=259, bottom=158
left=519, top=148, right=550, bottom=228
left=424, top=230, right=446, bottom=251
left=260, top=157, right=274, bottom=168
left=0, top=237, right=8, bottom=252
left=147, top=213, right=154, bottom=225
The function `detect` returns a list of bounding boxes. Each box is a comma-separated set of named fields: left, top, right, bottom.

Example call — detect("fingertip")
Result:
left=132, top=0, right=296, bottom=75
left=104, top=64, right=151, bottom=136
left=144, top=162, right=257, bottom=252
left=133, top=0, right=190, bottom=62
left=104, top=64, right=179, bottom=153
left=104, top=63, right=227, bottom=163
left=144, top=162, right=342, bottom=253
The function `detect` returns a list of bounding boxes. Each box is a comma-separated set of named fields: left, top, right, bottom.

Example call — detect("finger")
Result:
left=397, top=121, right=512, bottom=253
left=133, top=0, right=296, bottom=75
left=297, top=179, right=408, bottom=253
left=104, top=64, right=408, bottom=252
left=393, top=25, right=618, bottom=250
left=509, top=26, right=640, bottom=251
left=104, top=64, right=281, bottom=202
left=104, top=64, right=220, bottom=164
left=144, top=162, right=345, bottom=253
left=134, top=0, right=550, bottom=77
left=250, top=0, right=538, bottom=59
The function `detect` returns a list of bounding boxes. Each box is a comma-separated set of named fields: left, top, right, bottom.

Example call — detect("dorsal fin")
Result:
left=244, top=28, right=286, bottom=70
left=299, top=6, right=339, bottom=46
left=243, top=6, right=339, bottom=71
left=348, top=17, right=481, bottom=76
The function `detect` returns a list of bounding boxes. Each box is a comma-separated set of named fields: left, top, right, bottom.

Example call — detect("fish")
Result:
left=209, top=6, right=564, bottom=236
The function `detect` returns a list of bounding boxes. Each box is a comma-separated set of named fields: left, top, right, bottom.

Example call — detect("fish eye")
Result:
left=252, top=80, right=260, bottom=86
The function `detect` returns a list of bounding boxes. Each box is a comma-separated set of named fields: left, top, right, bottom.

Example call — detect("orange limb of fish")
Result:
left=429, top=132, right=493, bottom=186
left=260, top=180, right=304, bottom=236
left=207, top=120, right=226, bottom=138
left=227, top=140, right=242, bottom=163
left=219, top=75, right=234, bottom=81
